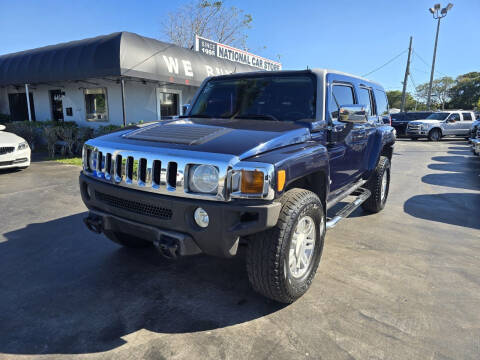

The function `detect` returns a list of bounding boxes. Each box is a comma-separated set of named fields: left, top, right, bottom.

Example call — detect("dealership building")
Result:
left=0, top=32, right=280, bottom=126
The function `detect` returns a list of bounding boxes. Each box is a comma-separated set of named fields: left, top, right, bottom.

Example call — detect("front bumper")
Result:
left=79, top=173, right=281, bottom=257
left=0, top=148, right=31, bottom=169
left=406, top=128, right=428, bottom=137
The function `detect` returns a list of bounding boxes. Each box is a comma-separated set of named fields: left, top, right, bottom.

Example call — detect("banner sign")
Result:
left=194, top=35, right=282, bottom=71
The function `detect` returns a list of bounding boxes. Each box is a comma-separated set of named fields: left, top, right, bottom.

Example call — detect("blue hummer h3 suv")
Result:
left=80, top=69, right=395, bottom=303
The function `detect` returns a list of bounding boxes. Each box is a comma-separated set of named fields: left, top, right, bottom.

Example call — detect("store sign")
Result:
left=194, top=35, right=282, bottom=71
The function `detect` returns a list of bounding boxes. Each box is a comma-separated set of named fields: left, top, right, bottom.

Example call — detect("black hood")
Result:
left=96, top=118, right=311, bottom=159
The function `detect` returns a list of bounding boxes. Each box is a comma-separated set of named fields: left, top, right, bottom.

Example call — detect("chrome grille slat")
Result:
left=114, top=154, right=122, bottom=183
left=105, top=153, right=112, bottom=180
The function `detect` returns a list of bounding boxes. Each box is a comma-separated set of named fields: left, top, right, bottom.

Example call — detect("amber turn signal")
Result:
left=277, top=170, right=286, bottom=192
left=241, top=170, right=264, bottom=194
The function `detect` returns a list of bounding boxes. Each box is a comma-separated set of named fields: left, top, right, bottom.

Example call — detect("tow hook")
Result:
left=153, top=236, right=180, bottom=259
left=83, top=215, right=103, bottom=234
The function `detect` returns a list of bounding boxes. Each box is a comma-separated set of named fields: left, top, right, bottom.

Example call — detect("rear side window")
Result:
left=330, top=84, right=355, bottom=119
left=358, top=87, right=375, bottom=116
left=373, top=89, right=389, bottom=116
left=462, top=112, right=472, bottom=121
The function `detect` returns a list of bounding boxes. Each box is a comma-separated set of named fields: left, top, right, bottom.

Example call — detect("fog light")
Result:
left=194, top=207, right=209, bottom=228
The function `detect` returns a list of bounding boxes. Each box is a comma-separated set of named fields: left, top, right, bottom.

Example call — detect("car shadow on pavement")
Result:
left=0, top=213, right=285, bottom=355
left=422, top=152, right=480, bottom=191
left=403, top=193, right=480, bottom=230
left=0, top=168, right=23, bottom=175
left=406, top=142, right=480, bottom=229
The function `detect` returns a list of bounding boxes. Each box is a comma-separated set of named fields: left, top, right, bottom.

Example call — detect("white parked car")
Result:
left=0, top=124, right=31, bottom=170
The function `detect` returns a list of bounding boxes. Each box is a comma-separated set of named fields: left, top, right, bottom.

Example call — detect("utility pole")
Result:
left=426, top=3, right=453, bottom=109
left=426, top=17, right=441, bottom=109
left=400, top=36, right=413, bottom=112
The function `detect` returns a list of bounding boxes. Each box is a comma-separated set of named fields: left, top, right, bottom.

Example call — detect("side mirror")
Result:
left=338, top=105, right=367, bottom=124
left=182, top=104, right=190, bottom=115
left=0, top=124, right=6, bottom=131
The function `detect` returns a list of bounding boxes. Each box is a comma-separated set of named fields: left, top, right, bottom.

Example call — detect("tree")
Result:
left=386, top=90, right=417, bottom=111
left=415, top=76, right=454, bottom=110
left=161, top=1, right=253, bottom=49
left=447, top=72, right=480, bottom=109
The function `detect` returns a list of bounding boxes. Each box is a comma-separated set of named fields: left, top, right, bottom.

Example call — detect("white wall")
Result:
left=0, top=79, right=200, bottom=126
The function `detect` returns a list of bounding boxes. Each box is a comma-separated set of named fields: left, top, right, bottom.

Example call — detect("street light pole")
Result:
left=426, top=3, right=453, bottom=110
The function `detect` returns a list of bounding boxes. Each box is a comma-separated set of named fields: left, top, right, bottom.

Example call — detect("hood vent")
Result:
left=123, top=123, right=232, bottom=145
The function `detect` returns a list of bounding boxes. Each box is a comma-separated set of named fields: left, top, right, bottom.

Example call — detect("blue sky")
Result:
left=1, top=0, right=478, bottom=92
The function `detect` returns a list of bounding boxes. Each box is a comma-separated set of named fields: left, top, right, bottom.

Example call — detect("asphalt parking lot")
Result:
left=0, top=139, right=479, bottom=360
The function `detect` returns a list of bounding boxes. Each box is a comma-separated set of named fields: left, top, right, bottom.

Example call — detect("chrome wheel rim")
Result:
left=289, top=216, right=316, bottom=278
left=380, top=170, right=388, bottom=202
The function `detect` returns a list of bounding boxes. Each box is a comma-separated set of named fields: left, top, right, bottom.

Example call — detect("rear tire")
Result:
left=246, top=188, right=325, bottom=303
left=104, top=230, right=152, bottom=248
left=428, top=128, right=442, bottom=141
left=362, top=156, right=390, bottom=213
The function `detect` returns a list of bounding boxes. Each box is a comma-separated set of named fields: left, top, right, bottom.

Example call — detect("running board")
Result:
left=326, top=187, right=371, bottom=229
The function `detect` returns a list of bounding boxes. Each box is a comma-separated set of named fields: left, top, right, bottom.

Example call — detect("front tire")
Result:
left=104, top=230, right=152, bottom=248
left=362, top=156, right=390, bottom=213
left=428, top=128, right=442, bottom=141
left=246, top=189, right=325, bottom=303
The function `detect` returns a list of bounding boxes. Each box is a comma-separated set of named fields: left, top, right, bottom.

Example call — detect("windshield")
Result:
left=426, top=113, right=449, bottom=120
left=188, top=74, right=316, bottom=122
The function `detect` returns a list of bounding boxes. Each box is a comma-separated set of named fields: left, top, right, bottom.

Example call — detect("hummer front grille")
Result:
left=82, top=144, right=232, bottom=201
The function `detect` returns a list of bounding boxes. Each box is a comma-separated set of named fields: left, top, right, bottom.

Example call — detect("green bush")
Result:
left=0, top=114, right=11, bottom=123
left=5, top=120, right=124, bottom=155
left=6, top=122, right=37, bottom=149
left=94, top=125, right=122, bottom=137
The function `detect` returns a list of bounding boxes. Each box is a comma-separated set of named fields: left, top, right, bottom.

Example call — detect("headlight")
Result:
left=421, top=124, right=429, bottom=130
left=17, top=141, right=28, bottom=150
left=189, top=165, right=219, bottom=194
left=88, top=150, right=98, bottom=171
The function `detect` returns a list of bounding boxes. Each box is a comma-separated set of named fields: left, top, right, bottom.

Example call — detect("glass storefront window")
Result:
left=85, top=88, right=108, bottom=122
left=159, top=92, right=179, bottom=117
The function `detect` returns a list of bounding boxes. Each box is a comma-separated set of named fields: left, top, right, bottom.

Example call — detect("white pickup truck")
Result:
left=406, top=110, right=475, bottom=141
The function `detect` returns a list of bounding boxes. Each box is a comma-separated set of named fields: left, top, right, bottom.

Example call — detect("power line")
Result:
left=412, top=49, right=449, bottom=78
left=409, top=73, right=417, bottom=93
left=362, top=49, right=408, bottom=77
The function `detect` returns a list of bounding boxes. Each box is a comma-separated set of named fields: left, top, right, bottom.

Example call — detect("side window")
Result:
left=330, top=84, right=355, bottom=119
left=462, top=112, right=472, bottom=121
left=449, top=113, right=460, bottom=122
left=357, top=87, right=374, bottom=116
left=373, top=89, right=389, bottom=116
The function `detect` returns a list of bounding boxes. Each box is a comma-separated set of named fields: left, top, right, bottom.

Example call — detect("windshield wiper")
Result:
left=233, top=114, right=280, bottom=121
